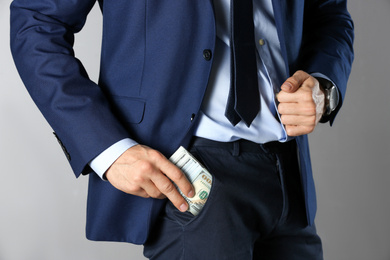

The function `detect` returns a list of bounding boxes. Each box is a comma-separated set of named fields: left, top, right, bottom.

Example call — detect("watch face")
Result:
left=329, top=85, right=339, bottom=111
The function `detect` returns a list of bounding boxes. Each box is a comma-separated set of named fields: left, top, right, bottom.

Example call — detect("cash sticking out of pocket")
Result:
left=169, top=146, right=212, bottom=216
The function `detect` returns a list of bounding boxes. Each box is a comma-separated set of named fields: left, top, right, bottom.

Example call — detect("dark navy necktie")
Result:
left=225, top=0, right=260, bottom=127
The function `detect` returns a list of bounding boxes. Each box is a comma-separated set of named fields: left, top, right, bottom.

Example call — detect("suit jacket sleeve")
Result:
left=300, top=0, right=354, bottom=124
left=10, top=0, right=131, bottom=177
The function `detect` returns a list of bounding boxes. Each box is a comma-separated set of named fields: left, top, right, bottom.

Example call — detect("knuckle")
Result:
left=304, top=103, right=316, bottom=115
left=303, top=93, right=313, bottom=102
left=277, top=105, right=282, bottom=114
left=281, top=115, right=291, bottom=125
left=138, top=190, right=151, bottom=198
left=148, top=149, right=164, bottom=161
left=132, top=173, right=146, bottom=184
left=277, top=91, right=286, bottom=101
left=309, top=116, right=316, bottom=126
left=280, top=115, right=286, bottom=124
left=286, top=127, right=295, bottom=136
left=138, top=160, right=154, bottom=173
left=161, top=181, right=176, bottom=195
left=307, top=76, right=316, bottom=85
left=127, top=185, right=143, bottom=195
left=289, top=77, right=299, bottom=86
left=149, top=189, right=163, bottom=199
left=306, top=126, right=315, bottom=134
left=278, top=103, right=285, bottom=113
left=304, top=114, right=315, bottom=125
left=293, top=70, right=306, bottom=82
left=170, top=169, right=184, bottom=182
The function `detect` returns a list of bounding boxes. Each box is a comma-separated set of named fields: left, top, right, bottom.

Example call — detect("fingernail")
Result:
left=187, top=190, right=194, bottom=198
left=282, top=82, right=292, bottom=91
left=180, top=203, right=188, bottom=212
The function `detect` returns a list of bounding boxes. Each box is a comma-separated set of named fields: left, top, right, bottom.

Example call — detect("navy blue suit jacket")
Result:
left=10, top=0, right=354, bottom=244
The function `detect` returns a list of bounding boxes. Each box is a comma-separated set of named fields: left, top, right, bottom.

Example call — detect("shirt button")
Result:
left=259, top=39, right=265, bottom=46
left=203, top=49, right=212, bottom=61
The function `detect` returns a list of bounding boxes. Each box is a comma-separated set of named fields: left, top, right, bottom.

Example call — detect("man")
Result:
left=10, top=0, right=354, bottom=259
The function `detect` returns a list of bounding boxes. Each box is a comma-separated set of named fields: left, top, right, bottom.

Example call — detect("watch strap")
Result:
left=316, top=77, right=340, bottom=123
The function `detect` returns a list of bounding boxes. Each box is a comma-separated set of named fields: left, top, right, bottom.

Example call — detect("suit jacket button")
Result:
left=203, top=49, right=212, bottom=61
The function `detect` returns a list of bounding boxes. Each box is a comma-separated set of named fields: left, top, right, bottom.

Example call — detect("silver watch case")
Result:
left=324, top=85, right=339, bottom=116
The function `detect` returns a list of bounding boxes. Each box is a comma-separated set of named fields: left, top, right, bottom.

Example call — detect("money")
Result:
left=169, top=146, right=212, bottom=216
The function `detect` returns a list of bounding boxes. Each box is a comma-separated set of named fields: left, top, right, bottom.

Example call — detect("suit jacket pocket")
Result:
left=110, top=96, right=145, bottom=124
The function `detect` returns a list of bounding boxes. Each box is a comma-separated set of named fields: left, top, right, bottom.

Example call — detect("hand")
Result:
left=277, top=70, right=325, bottom=136
left=105, top=145, right=195, bottom=212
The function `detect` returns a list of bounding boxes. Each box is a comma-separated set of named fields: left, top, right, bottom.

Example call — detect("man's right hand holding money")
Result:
left=105, top=144, right=195, bottom=212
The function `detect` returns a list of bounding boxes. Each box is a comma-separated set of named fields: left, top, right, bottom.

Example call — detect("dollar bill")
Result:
left=169, top=146, right=212, bottom=216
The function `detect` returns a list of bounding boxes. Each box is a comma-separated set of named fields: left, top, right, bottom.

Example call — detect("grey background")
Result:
left=1, top=0, right=389, bottom=259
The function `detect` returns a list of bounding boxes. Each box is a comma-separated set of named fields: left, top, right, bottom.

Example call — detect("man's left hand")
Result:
left=277, top=70, right=325, bottom=136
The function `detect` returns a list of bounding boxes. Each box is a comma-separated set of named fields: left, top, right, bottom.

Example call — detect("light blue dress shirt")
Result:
left=193, top=0, right=287, bottom=143
left=90, top=0, right=291, bottom=178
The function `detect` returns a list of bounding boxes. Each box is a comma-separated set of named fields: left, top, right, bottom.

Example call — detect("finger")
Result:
left=151, top=172, right=190, bottom=212
left=281, top=70, right=310, bottom=93
left=139, top=178, right=166, bottom=199
left=278, top=102, right=316, bottom=116
left=281, top=114, right=316, bottom=127
left=276, top=90, right=295, bottom=103
left=277, top=86, right=314, bottom=104
left=155, top=152, right=195, bottom=199
left=285, top=124, right=315, bottom=136
left=131, top=188, right=151, bottom=199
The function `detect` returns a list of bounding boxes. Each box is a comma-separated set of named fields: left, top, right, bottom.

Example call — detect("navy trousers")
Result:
left=144, top=137, right=323, bottom=260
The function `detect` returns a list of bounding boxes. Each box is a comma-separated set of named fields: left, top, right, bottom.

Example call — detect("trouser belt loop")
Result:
left=232, top=141, right=240, bottom=157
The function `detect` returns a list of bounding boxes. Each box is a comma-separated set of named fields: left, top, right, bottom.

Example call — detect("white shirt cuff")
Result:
left=311, top=72, right=337, bottom=89
left=89, top=138, right=138, bottom=180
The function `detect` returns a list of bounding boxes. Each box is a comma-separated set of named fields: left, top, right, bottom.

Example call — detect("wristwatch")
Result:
left=316, top=77, right=339, bottom=122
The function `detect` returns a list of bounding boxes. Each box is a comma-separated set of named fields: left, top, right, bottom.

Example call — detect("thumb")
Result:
left=281, top=70, right=310, bottom=93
